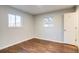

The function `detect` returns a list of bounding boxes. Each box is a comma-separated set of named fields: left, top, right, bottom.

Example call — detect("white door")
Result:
left=64, top=12, right=77, bottom=45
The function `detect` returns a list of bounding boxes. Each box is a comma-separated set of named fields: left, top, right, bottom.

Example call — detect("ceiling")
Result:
left=10, top=5, right=74, bottom=15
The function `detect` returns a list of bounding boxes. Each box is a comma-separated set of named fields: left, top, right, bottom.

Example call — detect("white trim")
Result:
left=0, top=37, right=78, bottom=50
left=34, top=37, right=77, bottom=45
left=0, top=37, right=33, bottom=50
left=34, top=37, right=64, bottom=43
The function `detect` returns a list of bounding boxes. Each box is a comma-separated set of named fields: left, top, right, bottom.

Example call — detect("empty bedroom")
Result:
left=0, top=5, right=79, bottom=53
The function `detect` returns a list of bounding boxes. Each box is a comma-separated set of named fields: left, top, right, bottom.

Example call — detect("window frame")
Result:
left=8, top=14, right=21, bottom=28
left=43, top=16, right=53, bottom=27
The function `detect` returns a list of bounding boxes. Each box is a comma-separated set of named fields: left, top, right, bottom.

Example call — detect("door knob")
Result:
left=64, top=29, right=66, bottom=31
left=75, top=39, right=77, bottom=41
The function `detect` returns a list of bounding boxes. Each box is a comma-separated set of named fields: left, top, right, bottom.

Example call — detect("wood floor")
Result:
left=0, top=38, right=78, bottom=53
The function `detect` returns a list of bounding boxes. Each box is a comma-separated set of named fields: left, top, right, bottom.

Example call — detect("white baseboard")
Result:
left=0, top=37, right=78, bottom=50
left=0, top=37, right=33, bottom=50
left=34, top=37, right=78, bottom=45
left=34, top=37, right=64, bottom=43
left=0, top=37, right=63, bottom=50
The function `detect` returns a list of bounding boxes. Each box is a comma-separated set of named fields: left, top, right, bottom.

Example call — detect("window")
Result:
left=44, top=17, right=53, bottom=27
left=8, top=14, right=21, bottom=27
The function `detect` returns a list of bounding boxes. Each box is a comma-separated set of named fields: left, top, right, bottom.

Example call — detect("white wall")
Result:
left=34, top=13, right=64, bottom=42
left=0, top=6, right=34, bottom=49
left=34, top=9, right=75, bottom=42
